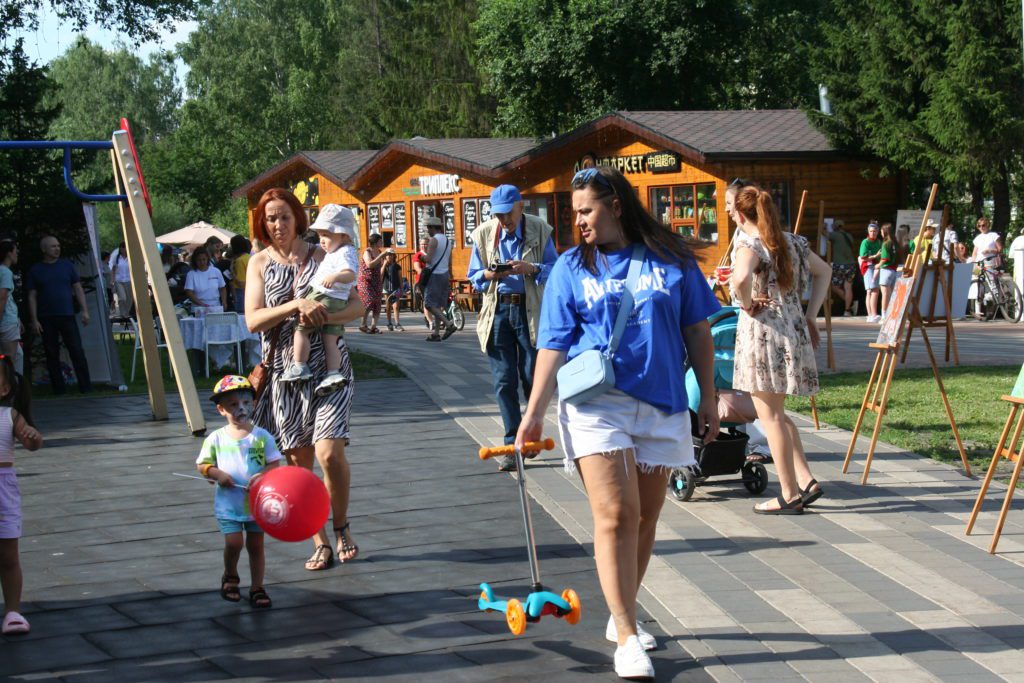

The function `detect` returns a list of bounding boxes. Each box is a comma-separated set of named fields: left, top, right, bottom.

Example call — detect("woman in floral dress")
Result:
left=729, top=183, right=832, bottom=515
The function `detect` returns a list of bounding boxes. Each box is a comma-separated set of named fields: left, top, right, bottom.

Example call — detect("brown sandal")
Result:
left=335, top=522, right=359, bottom=563
left=249, top=586, right=272, bottom=609
left=304, top=544, right=334, bottom=571
left=220, top=573, right=241, bottom=602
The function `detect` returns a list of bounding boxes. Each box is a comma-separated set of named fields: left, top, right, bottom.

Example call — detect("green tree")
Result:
left=810, top=0, right=1024, bottom=232
left=170, top=0, right=344, bottom=216
left=46, top=36, right=181, bottom=192
left=0, top=0, right=198, bottom=45
left=475, top=0, right=822, bottom=136
left=0, top=42, right=88, bottom=260
left=334, top=0, right=494, bottom=147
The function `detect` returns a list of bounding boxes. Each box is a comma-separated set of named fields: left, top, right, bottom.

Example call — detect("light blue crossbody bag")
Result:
left=556, top=244, right=645, bottom=406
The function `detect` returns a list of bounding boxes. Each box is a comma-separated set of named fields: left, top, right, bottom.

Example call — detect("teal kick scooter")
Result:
left=476, top=438, right=582, bottom=635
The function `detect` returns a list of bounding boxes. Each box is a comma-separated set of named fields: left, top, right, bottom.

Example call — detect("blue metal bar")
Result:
left=0, top=139, right=128, bottom=202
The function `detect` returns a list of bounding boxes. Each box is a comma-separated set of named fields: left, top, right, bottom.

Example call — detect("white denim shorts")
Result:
left=557, top=389, right=694, bottom=476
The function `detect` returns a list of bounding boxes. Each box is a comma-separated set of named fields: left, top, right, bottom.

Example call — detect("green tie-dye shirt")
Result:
left=196, top=426, right=283, bottom=521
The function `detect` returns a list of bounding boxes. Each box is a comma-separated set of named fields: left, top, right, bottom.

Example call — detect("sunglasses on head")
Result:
left=571, top=167, right=615, bottom=192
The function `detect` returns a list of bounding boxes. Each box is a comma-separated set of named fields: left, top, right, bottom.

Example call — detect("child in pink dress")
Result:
left=0, top=354, right=44, bottom=635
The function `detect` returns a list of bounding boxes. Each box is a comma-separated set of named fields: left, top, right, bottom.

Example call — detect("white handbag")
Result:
left=556, top=244, right=645, bottom=405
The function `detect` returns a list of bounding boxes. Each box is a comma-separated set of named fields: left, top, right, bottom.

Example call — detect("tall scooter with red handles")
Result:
left=477, top=438, right=582, bottom=635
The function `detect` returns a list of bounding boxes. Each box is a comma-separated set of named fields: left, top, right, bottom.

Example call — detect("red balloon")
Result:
left=248, top=466, right=330, bottom=542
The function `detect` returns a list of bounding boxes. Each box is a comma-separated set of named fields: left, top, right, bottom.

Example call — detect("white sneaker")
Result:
left=314, top=371, right=350, bottom=397
left=280, top=362, right=312, bottom=383
left=614, top=635, right=655, bottom=680
left=606, top=615, right=657, bottom=651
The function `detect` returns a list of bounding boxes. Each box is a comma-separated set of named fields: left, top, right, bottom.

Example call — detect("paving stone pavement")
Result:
left=5, top=378, right=702, bottom=681
left=344, top=314, right=1024, bottom=682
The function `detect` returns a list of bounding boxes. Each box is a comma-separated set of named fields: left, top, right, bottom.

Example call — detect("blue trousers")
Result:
left=486, top=302, right=537, bottom=445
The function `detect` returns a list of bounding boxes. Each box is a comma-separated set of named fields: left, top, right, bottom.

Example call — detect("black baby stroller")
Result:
left=668, top=307, right=769, bottom=501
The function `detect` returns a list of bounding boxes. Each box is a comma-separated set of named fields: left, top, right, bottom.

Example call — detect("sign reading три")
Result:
left=416, top=174, right=461, bottom=196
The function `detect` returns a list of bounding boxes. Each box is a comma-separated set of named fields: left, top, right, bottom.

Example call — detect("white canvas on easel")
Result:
left=917, top=261, right=973, bottom=318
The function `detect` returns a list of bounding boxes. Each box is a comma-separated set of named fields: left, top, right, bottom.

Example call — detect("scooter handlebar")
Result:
left=479, top=438, right=555, bottom=460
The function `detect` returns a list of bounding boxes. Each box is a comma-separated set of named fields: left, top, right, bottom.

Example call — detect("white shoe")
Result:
left=614, top=635, right=655, bottom=680
left=606, top=615, right=657, bottom=651
left=280, top=362, right=312, bottom=383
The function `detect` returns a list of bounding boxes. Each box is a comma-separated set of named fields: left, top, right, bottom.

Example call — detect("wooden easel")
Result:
left=791, top=191, right=830, bottom=428
left=841, top=185, right=970, bottom=483
left=965, top=395, right=1024, bottom=553
left=900, top=205, right=959, bottom=366
left=815, top=201, right=836, bottom=372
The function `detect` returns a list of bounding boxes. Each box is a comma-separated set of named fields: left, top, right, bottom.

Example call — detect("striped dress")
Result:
left=252, top=255, right=354, bottom=450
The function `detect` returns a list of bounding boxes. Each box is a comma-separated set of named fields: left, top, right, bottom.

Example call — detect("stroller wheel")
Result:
left=743, top=462, right=769, bottom=495
left=668, top=468, right=696, bottom=502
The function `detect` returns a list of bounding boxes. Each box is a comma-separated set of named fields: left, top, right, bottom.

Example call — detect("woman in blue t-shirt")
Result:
left=515, top=166, right=719, bottom=680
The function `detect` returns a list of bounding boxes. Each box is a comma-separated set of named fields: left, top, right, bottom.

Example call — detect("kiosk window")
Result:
left=648, top=183, right=719, bottom=244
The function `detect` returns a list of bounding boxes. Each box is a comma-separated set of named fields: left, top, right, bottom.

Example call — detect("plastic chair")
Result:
left=130, top=318, right=171, bottom=382
left=204, top=312, right=242, bottom=376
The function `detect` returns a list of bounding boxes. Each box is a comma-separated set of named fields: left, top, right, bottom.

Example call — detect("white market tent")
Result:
left=156, top=221, right=237, bottom=245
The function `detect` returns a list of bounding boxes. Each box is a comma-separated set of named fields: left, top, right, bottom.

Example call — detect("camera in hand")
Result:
left=490, top=262, right=513, bottom=273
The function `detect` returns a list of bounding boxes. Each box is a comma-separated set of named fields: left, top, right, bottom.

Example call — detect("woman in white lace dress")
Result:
left=728, top=184, right=831, bottom=515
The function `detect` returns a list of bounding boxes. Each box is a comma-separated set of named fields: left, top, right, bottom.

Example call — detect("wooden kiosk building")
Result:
left=234, top=110, right=903, bottom=278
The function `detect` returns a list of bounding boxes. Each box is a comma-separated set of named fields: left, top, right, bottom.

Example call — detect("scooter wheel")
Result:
left=561, top=588, right=582, bottom=625
left=506, top=598, right=527, bottom=635
left=480, top=590, right=493, bottom=612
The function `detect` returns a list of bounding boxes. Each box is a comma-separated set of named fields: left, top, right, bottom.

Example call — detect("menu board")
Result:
left=394, top=203, right=407, bottom=248
left=416, top=204, right=436, bottom=241
left=480, top=199, right=492, bottom=223
left=368, top=205, right=381, bottom=233
left=443, top=201, right=456, bottom=241
left=463, top=199, right=478, bottom=247
left=381, top=203, right=394, bottom=230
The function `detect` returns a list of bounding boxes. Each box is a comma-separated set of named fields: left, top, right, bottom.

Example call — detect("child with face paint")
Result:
left=196, top=375, right=283, bottom=609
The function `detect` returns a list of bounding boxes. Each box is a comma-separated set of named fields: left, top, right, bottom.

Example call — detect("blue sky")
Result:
left=13, top=6, right=195, bottom=82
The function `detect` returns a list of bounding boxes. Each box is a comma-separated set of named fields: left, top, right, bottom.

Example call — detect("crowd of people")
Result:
left=0, top=176, right=1018, bottom=680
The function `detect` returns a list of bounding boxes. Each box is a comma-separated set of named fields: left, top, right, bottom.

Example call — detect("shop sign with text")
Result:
left=416, top=173, right=461, bottom=196
left=573, top=151, right=680, bottom=175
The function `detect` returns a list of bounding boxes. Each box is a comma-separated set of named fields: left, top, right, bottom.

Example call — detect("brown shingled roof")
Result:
left=232, top=150, right=377, bottom=198
left=619, top=110, right=834, bottom=157
left=403, top=137, right=540, bottom=169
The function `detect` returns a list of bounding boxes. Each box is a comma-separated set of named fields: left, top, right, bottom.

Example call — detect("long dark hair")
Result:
left=571, top=166, right=705, bottom=274
left=734, top=185, right=794, bottom=292
left=0, top=355, right=33, bottom=427
left=190, top=246, right=212, bottom=270
left=880, top=222, right=900, bottom=265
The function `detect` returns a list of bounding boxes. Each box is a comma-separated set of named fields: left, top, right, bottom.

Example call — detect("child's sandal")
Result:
left=220, top=574, right=241, bottom=602
left=249, top=586, right=272, bottom=609
left=335, top=522, right=359, bottom=563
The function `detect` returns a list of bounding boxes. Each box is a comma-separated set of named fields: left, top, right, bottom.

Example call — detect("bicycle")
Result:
left=422, top=289, right=466, bottom=331
left=973, top=259, right=1023, bottom=323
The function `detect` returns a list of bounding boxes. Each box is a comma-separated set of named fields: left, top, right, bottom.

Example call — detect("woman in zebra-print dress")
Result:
left=246, top=188, right=365, bottom=570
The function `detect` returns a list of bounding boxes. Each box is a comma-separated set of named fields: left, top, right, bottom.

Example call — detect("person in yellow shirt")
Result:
left=229, top=235, right=251, bottom=313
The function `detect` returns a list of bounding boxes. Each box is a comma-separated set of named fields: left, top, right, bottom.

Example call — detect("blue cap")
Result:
left=489, top=185, right=522, bottom=214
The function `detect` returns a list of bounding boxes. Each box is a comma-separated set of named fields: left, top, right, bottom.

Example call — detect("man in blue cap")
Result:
left=467, top=185, right=558, bottom=471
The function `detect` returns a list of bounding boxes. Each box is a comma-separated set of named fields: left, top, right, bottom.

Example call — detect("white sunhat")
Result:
left=311, top=204, right=357, bottom=242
